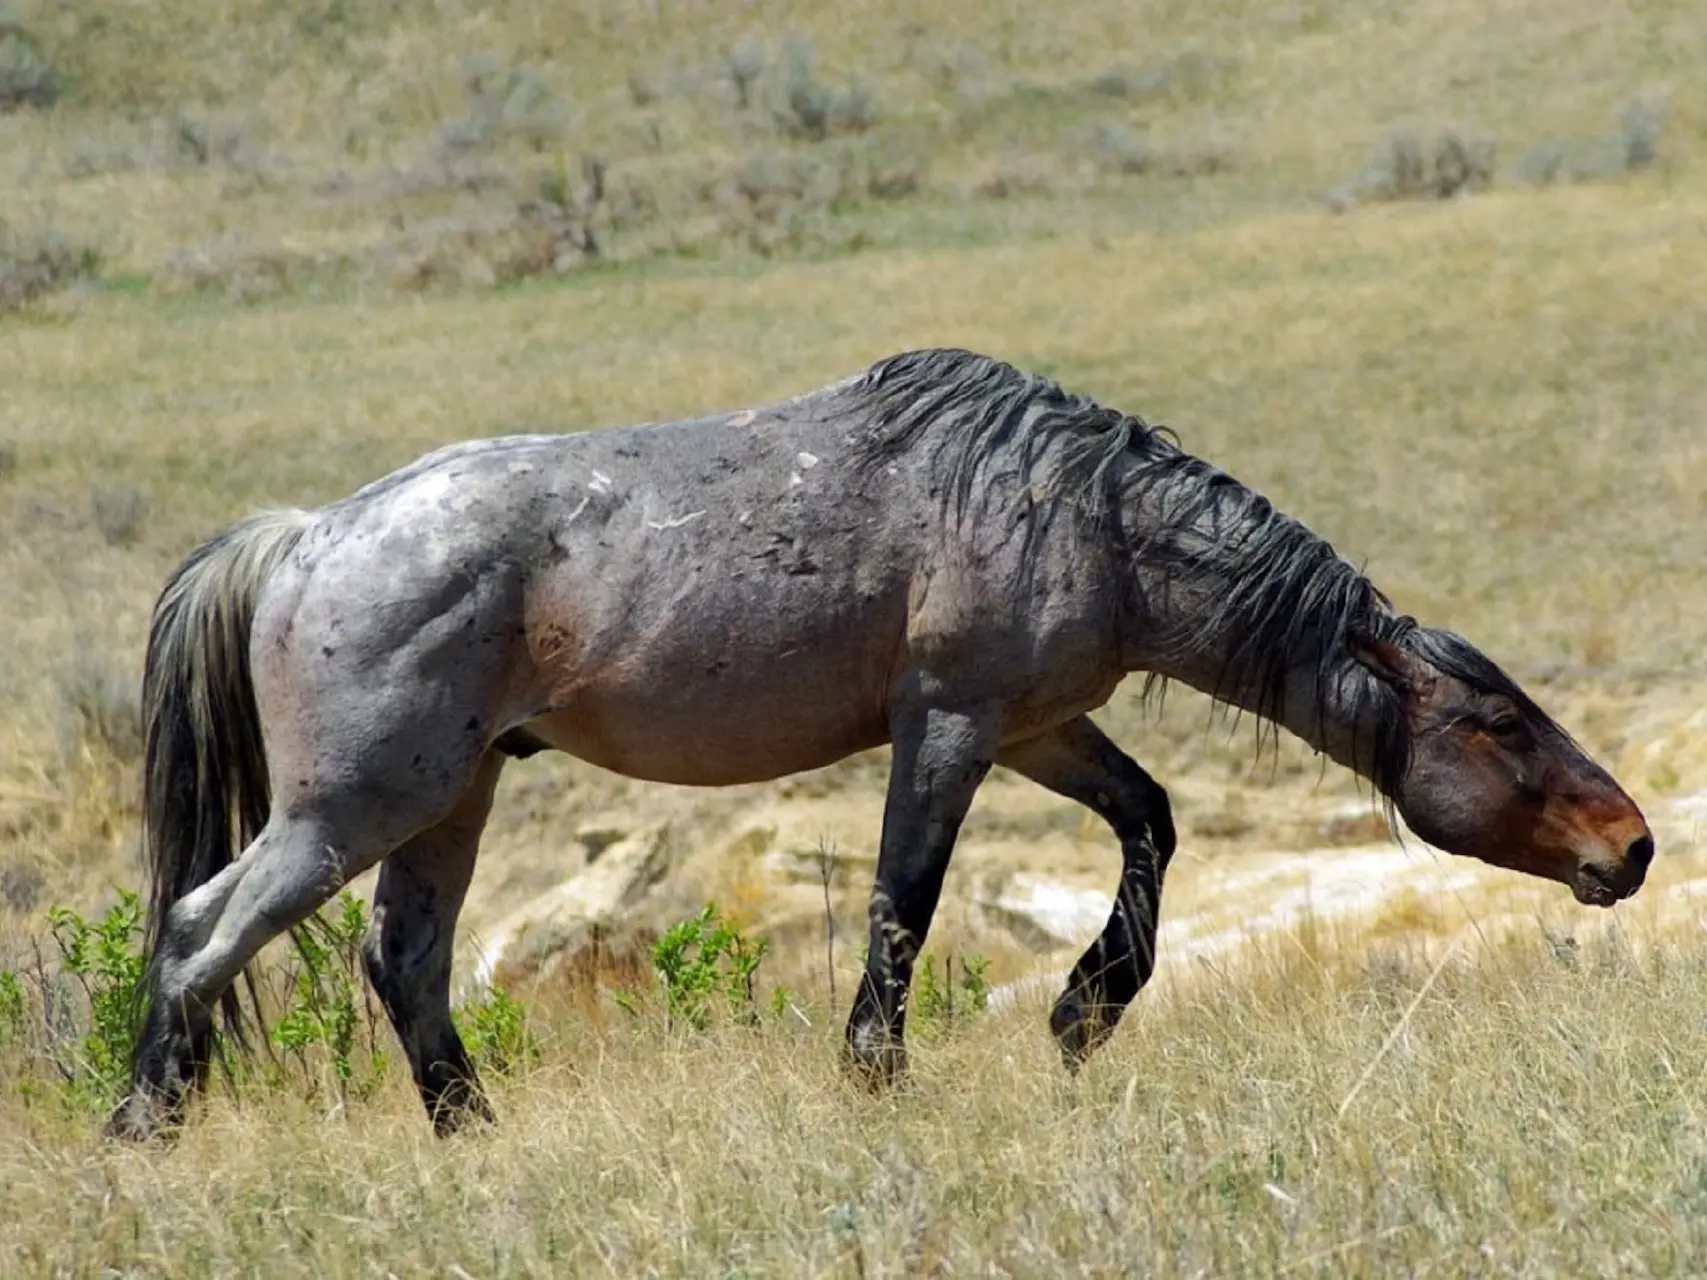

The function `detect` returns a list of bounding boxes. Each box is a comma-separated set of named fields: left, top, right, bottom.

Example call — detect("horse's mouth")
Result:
left=1572, top=863, right=1638, bottom=908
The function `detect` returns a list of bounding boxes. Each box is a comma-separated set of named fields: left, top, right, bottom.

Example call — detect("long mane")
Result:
left=838, top=347, right=1562, bottom=805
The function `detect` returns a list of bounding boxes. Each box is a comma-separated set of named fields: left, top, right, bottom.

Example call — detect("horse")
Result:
left=106, top=347, right=1654, bottom=1141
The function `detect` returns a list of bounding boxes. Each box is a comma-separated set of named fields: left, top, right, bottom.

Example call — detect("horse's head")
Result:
left=1349, top=627, right=1652, bottom=906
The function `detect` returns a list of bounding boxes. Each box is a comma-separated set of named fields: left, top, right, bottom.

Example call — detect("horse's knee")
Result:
left=1108, top=776, right=1173, bottom=860
left=1143, top=778, right=1176, bottom=863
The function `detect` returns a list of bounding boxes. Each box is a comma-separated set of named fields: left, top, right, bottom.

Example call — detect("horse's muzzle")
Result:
left=1572, top=833, right=1653, bottom=907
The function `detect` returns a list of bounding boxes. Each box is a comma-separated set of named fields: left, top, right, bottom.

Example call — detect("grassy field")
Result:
left=6, top=914, right=1707, bottom=1275
left=3, top=0, right=1707, bottom=1274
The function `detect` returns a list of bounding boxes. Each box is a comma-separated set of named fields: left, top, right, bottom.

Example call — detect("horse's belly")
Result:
left=522, top=652, right=892, bottom=786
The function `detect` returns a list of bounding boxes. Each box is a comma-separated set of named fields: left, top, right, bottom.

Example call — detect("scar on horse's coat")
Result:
left=106, top=347, right=1653, bottom=1143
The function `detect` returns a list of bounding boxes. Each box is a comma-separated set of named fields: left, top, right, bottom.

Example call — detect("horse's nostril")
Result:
left=1626, top=833, right=1655, bottom=872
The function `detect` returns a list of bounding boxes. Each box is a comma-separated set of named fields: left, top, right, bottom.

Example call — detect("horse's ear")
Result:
left=1347, top=626, right=1434, bottom=700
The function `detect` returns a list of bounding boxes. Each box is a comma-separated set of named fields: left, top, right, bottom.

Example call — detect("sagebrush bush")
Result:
left=89, top=483, right=143, bottom=547
left=1517, top=94, right=1670, bottom=188
left=1363, top=125, right=1498, bottom=201
left=715, top=34, right=879, bottom=142
left=1617, top=93, right=1668, bottom=172
left=437, top=54, right=568, bottom=157
left=1085, top=119, right=1235, bottom=179
left=57, top=653, right=142, bottom=766
left=0, top=8, right=59, bottom=111
left=0, top=225, right=103, bottom=312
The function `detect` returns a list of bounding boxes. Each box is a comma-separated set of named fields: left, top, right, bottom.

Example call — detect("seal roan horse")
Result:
left=108, top=347, right=1654, bottom=1141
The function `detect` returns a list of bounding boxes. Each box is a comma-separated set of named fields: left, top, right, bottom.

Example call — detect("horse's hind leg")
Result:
left=111, top=805, right=403, bottom=1141
left=998, top=715, right=1176, bottom=1072
left=362, top=751, right=503, bottom=1137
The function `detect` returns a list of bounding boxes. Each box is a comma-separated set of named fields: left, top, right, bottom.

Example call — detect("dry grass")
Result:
left=1, top=0, right=1707, bottom=1272
left=7, top=910, right=1707, bottom=1275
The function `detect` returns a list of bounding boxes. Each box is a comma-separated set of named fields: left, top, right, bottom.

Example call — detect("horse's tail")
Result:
left=134, top=508, right=313, bottom=1053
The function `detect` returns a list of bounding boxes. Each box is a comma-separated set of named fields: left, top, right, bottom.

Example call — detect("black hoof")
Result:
left=841, top=1025, right=910, bottom=1092
left=1049, top=992, right=1114, bottom=1073
left=425, top=1086, right=497, bottom=1139
left=104, top=1088, right=184, bottom=1145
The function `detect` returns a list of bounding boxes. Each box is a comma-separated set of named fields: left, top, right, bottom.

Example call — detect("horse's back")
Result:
left=254, top=404, right=918, bottom=787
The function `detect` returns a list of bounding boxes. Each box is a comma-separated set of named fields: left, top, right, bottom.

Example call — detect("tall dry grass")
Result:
left=5, top=909, right=1707, bottom=1275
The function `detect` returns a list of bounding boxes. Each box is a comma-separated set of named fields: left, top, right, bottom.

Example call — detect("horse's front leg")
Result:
left=998, top=715, right=1176, bottom=1072
left=844, top=696, right=1003, bottom=1087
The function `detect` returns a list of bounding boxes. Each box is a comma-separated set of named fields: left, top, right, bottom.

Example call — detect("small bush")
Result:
left=274, top=893, right=378, bottom=1094
left=0, top=8, right=59, bottom=112
left=1617, top=93, right=1667, bottom=172
left=58, top=652, right=143, bottom=764
left=46, top=892, right=146, bottom=1106
left=90, top=482, right=144, bottom=547
left=453, top=984, right=539, bottom=1075
left=722, top=32, right=767, bottom=110
left=1089, top=50, right=1236, bottom=105
left=62, top=138, right=144, bottom=180
left=438, top=54, right=568, bottom=156
left=1086, top=119, right=1235, bottom=179
left=0, top=225, right=103, bottom=312
left=167, top=107, right=273, bottom=174
left=862, top=143, right=927, bottom=200
left=716, top=34, right=879, bottom=142
left=1517, top=94, right=1671, bottom=188
left=725, top=148, right=830, bottom=218
left=6, top=891, right=392, bottom=1111
left=166, top=156, right=625, bottom=300
left=972, top=154, right=1059, bottom=200
left=381, top=165, right=609, bottom=290
left=709, top=145, right=904, bottom=256
left=904, top=36, right=988, bottom=100
left=0, top=968, right=24, bottom=1043
left=1359, top=125, right=1496, bottom=202
left=158, top=236, right=346, bottom=303
left=908, top=952, right=991, bottom=1027
left=626, top=68, right=659, bottom=109
left=637, top=903, right=770, bottom=1032
left=1515, top=139, right=1570, bottom=187
left=1, top=856, right=43, bottom=913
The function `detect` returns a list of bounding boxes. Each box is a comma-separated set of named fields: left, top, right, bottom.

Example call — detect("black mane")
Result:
left=841, top=347, right=1561, bottom=805
left=845, top=347, right=1153, bottom=524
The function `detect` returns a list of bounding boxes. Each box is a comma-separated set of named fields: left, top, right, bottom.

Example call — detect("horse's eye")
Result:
left=1486, top=711, right=1524, bottom=739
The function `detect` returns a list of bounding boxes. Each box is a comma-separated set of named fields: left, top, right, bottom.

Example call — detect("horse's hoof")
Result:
left=426, top=1092, right=497, bottom=1139
left=103, top=1091, right=181, bottom=1145
left=841, top=1027, right=910, bottom=1093
left=1049, top=994, right=1112, bottom=1074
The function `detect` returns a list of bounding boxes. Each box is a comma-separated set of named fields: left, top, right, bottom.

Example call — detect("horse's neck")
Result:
left=1265, top=653, right=1386, bottom=776
left=1141, top=625, right=1382, bottom=775
left=1117, top=472, right=1388, bottom=778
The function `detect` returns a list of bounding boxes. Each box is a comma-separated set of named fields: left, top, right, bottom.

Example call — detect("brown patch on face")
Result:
left=1415, top=706, right=1652, bottom=904
left=1353, top=631, right=1653, bottom=906
left=1536, top=782, right=1653, bottom=905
